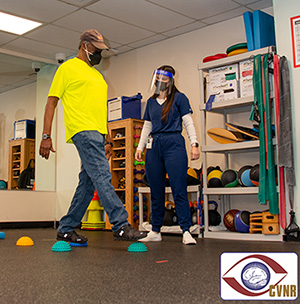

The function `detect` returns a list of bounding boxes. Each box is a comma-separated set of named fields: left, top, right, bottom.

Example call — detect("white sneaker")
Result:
left=138, top=230, right=162, bottom=242
left=182, top=231, right=197, bottom=245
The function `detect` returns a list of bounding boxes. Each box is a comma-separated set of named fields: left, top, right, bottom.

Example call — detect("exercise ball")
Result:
left=234, top=211, right=250, bottom=233
left=207, top=169, right=223, bottom=188
left=187, top=167, right=200, bottom=185
left=223, top=209, right=240, bottom=231
left=193, top=167, right=203, bottom=187
left=163, top=208, right=178, bottom=226
left=250, top=164, right=259, bottom=186
left=238, top=165, right=252, bottom=186
left=241, top=169, right=255, bottom=187
left=221, top=169, right=238, bottom=187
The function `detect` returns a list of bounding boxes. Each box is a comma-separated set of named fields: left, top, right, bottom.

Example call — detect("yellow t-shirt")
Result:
left=48, top=57, right=108, bottom=143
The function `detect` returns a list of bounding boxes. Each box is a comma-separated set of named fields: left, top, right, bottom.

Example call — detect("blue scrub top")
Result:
left=143, top=92, right=192, bottom=134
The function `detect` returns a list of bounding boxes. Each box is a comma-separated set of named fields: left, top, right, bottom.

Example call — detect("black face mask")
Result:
left=155, top=80, right=168, bottom=92
left=88, top=50, right=102, bottom=66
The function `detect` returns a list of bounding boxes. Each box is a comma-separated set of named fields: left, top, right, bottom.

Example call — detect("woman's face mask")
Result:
left=84, top=44, right=102, bottom=66
left=155, top=80, right=169, bottom=92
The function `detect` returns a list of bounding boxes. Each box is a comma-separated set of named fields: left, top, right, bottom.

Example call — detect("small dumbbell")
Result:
left=133, top=195, right=147, bottom=203
left=134, top=134, right=141, bottom=139
left=133, top=195, right=146, bottom=202
left=133, top=186, right=138, bottom=193
left=133, top=214, right=147, bottom=222
left=134, top=160, right=145, bottom=166
left=134, top=178, right=144, bottom=184
left=133, top=142, right=138, bottom=148
left=133, top=204, right=139, bottom=212
left=134, top=125, right=143, bottom=129
left=143, top=204, right=148, bottom=211
left=133, top=169, right=145, bottom=174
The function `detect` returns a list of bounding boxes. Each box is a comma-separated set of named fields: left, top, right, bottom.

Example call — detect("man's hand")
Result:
left=39, top=96, right=58, bottom=160
left=105, top=144, right=112, bottom=160
left=39, top=138, right=56, bottom=160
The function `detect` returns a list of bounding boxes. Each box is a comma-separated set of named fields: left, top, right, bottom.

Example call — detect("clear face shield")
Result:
left=149, top=69, right=174, bottom=95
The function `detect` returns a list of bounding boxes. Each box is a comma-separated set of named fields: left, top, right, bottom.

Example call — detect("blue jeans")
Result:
left=58, top=131, right=128, bottom=233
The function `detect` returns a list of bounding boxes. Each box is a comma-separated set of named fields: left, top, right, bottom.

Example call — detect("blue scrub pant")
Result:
left=145, top=132, right=191, bottom=233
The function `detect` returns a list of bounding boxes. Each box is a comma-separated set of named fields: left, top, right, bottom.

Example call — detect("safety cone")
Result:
left=81, top=191, right=105, bottom=230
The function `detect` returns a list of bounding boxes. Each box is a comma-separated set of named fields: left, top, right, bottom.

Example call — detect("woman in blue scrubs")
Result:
left=135, top=65, right=200, bottom=245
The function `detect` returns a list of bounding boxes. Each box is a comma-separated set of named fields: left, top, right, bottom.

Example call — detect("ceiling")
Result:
left=0, top=0, right=272, bottom=94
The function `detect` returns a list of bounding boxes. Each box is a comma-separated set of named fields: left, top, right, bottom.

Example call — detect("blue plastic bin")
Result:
left=108, top=93, right=142, bottom=122
left=14, top=119, right=36, bottom=139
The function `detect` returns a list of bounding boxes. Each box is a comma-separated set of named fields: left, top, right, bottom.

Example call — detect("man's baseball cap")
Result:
left=80, top=29, right=109, bottom=50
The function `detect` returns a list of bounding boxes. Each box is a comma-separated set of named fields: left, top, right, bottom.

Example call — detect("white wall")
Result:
left=55, top=102, right=80, bottom=220
left=0, top=191, right=56, bottom=222
left=35, top=65, right=57, bottom=191
left=273, top=0, right=300, bottom=221
left=0, top=82, right=36, bottom=181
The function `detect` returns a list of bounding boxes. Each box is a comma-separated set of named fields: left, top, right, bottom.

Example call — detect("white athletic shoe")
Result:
left=138, top=230, right=162, bottom=242
left=182, top=231, right=197, bottom=245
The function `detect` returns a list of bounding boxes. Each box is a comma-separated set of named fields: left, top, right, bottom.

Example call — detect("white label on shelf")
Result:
left=108, top=97, right=122, bottom=121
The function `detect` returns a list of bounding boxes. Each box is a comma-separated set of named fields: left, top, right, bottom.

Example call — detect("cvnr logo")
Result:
left=220, top=252, right=298, bottom=300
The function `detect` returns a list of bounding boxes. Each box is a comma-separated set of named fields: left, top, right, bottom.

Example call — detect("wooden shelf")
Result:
left=112, top=167, right=125, bottom=171
left=107, top=118, right=147, bottom=230
left=8, top=138, right=35, bottom=190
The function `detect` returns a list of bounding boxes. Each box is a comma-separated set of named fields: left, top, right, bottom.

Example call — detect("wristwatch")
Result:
left=105, top=142, right=113, bottom=147
left=42, top=134, right=51, bottom=140
left=191, top=142, right=199, bottom=148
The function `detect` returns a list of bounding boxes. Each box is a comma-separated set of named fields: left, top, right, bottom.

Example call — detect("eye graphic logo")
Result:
left=220, top=252, right=298, bottom=300
left=241, top=262, right=270, bottom=290
left=223, top=254, right=287, bottom=296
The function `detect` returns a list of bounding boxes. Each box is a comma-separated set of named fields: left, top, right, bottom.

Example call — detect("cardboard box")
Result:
left=108, top=93, right=142, bottom=122
left=239, top=59, right=253, bottom=98
left=14, top=119, right=36, bottom=139
left=209, top=63, right=239, bottom=83
left=208, top=79, right=239, bottom=102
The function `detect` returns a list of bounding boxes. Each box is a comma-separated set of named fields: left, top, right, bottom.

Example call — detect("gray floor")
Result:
left=0, top=228, right=299, bottom=304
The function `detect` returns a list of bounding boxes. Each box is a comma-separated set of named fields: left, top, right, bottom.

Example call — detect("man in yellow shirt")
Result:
left=39, top=29, right=147, bottom=246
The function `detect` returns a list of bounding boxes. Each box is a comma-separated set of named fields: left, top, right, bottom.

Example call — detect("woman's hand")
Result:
left=135, top=150, right=143, bottom=162
left=191, top=146, right=200, bottom=161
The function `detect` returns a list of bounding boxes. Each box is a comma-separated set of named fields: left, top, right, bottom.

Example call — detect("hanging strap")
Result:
left=263, top=54, right=279, bottom=215
left=274, top=54, right=286, bottom=228
left=253, top=55, right=268, bottom=204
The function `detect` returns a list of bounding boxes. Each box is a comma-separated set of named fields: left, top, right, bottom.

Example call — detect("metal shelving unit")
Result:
left=138, top=185, right=201, bottom=235
left=198, top=46, right=282, bottom=242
